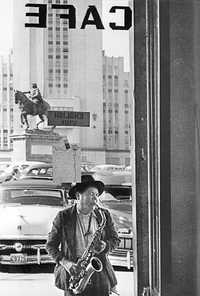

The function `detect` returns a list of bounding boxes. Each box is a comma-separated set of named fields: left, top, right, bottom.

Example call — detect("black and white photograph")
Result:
left=0, top=0, right=199, bottom=296
left=0, top=1, right=133, bottom=296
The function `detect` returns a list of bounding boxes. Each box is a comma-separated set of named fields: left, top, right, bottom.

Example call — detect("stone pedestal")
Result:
left=11, top=129, right=62, bottom=163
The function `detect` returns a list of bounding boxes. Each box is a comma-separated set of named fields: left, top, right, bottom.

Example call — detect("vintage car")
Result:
left=0, top=179, right=65, bottom=265
left=0, top=178, right=134, bottom=269
left=100, top=185, right=134, bottom=270
left=0, top=161, right=48, bottom=183
left=19, top=163, right=53, bottom=180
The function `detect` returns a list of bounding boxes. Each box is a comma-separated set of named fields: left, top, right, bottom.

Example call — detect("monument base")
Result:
left=11, top=129, right=62, bottom=163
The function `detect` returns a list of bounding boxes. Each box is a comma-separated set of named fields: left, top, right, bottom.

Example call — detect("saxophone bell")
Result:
left=70, top=257, right=103, bottom=295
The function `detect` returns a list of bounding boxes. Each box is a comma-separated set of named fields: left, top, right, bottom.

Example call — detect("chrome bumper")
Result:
left=108, top=249, right=134, bottom=270
left=0, top=254, right=54, bottom=265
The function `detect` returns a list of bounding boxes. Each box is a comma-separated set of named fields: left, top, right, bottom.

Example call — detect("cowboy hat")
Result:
left=68, top=174, right=105, bottom=199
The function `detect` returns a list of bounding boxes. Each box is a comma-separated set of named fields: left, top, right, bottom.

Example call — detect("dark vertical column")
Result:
left=160, top=1, right=197, bottom=295
left=169, top=1, right=196, bottom=295
left=134, top=0, right=150, bottom=294
left=159, top=0, right=172, bottom=294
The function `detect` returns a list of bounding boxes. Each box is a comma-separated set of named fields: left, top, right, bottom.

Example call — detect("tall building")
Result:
left=0, top=52, right=13, bottom=152
left=103, top=51, right=131, bottom=165
left=13, top=0, right=104, bottom=164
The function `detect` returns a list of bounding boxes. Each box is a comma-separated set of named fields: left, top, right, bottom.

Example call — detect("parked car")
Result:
left=19, top=163, right=53, bottom=180
left=0, top=179, right=66, bottom=265
left=0, top=161, right=48, bottom=183
left=100, top=185, right=134, bottom=269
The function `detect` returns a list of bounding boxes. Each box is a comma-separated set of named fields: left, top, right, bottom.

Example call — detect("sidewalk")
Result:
left=0, top=271, right=134, bottom=296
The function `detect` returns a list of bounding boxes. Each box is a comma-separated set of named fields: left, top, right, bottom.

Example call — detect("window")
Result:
left=48, top=41, right=53, bottom=45
left=56, top=41, right=60, bottom=45
left=124, top=80, right=129, bottom=87
left=63, top=84, right=68, bottom=88
left=63, top=69, right=68, bottom=73
left=56, top=55, right=60, bottom=59
left=49, top=83, right=53, bottom=87
left=114, top=75, right=118, bottom=86
left=48, top=55, right=53, bottom=59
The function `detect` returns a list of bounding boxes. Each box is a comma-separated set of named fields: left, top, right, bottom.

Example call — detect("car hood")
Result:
left=0, top=204, right=63, bottom=237
left=100, top=200, right=133, bottom=233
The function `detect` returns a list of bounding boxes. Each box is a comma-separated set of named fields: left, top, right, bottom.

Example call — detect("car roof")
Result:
left=24, top=163, right=52, bottom=170
left=0, top=179, right=62, bottom=189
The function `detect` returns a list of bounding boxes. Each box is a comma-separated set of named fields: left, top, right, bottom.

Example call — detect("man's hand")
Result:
left=94, top=240, right=107, bottom=254
left=69, top=263, right=82, bottom=277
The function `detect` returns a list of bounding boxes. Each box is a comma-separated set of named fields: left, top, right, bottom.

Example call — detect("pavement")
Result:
left=0, top=271, right=134, bottom=296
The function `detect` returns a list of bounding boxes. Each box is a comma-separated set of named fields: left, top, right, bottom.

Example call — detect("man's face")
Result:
left=77, top=186, right=99, bottom=211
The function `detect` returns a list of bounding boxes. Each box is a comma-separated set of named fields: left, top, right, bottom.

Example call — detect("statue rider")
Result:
left=23, top=83, right=43, bottom=114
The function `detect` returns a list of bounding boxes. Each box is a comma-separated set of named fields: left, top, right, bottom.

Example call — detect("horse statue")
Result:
left=15, top=90, right=51, bottom=129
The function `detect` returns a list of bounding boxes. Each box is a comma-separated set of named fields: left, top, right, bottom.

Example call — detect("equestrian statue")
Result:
left=15, top=83, right=50, bottom=130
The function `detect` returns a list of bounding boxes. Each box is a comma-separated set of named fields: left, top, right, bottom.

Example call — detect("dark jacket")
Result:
left=46, top=205, right=120, bottom=294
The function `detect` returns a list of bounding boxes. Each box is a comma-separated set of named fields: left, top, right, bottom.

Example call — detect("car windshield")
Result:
left=0, top=189, right=64, bottom=206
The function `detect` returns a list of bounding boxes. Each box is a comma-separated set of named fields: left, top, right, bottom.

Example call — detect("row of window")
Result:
left=48, top=55, right=68, bottom=59
left=48, top=27, right=68, bottom=31
left=103, top=129, right=129, bottom=135
left=49, top=69, right=68, bottom=73
left=48, top=41, right=68, bottom=45
left=48, top=83, right=68, bottom=88
left=2, top=73, right=13, bottom=77
left=48, top=0, right=68, bottom=3
left=1, top=87, right=13, bottom=91
left=104, top=103, right=130, bottom=108
left=104, top=109, right=129, bottom=114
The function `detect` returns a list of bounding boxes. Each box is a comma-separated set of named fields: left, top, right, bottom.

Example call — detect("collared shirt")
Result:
left=75, top=208, right=98, bottom=258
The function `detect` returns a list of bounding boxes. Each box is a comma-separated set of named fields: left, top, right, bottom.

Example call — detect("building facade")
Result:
left=0, top=52, right=13, bottom=154
left=103, top=51, right=131, bottom=165
left=13, top=0, right=104, bottom=164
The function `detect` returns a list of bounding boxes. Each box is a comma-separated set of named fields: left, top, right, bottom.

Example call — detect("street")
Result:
left=0, top=268, right=134, bottom=296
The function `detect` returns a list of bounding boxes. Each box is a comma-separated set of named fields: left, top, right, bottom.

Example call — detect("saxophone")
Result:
left=69, top=206, right=106, bottom=295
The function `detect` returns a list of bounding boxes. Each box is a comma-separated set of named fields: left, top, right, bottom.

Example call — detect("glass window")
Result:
left=0, top=189, right=64, bottom=206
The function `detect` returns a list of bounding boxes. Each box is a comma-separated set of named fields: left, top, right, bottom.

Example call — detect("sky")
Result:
left=0, top=0, right=130, bottom=70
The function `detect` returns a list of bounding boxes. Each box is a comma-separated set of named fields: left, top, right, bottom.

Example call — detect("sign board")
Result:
left=48, top=111, right=90, bottom=127
left=52, top=146, right=81, bottom=184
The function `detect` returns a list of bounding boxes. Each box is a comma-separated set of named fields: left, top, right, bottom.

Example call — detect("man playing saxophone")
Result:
left=46, top=175, right=120, bottom=296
